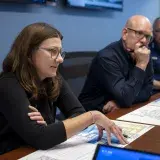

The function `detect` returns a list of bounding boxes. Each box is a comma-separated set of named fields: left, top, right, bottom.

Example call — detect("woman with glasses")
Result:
left=0, top=22, right=127, bottom=154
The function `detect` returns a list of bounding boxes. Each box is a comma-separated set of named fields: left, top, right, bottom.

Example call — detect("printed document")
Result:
left=118, top=98, right=160, bottom=125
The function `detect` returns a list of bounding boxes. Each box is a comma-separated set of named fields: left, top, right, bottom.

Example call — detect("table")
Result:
left=107, top=92, right=160, bottom=154
left=1, top=93, right=160, bottom=160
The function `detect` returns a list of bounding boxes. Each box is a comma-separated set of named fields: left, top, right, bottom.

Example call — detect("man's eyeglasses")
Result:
left=127, top=28, right=153, bottom=42
left=38, top=47, right=66, bottom=60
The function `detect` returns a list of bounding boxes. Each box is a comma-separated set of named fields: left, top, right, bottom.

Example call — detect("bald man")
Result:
left=79, top=15, right=153, bottom=113
left=150, top=17, right=160, bottom=92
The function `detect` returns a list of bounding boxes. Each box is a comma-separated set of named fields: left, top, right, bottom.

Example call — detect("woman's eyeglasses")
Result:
left=38, top=47, right=66, bottom=60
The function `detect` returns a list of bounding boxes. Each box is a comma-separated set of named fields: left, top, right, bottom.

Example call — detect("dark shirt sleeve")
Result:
left=0, top=77, right=67, bottom=150
left=96, top=55, right=152, bottom=107
left=134, top=60, right=153, bottom=103
left=56, top=77, right=86, bottom=118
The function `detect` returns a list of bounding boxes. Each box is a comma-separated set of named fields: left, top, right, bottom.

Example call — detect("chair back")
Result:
left=59, top=51, right=97, bottom=97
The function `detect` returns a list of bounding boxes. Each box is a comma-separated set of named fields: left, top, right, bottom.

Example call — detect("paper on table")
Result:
left=19, top=131, right=96, bottom=160
left=112, top=120, right=154, bottom=148
left=118, top=98, right=160, bottom=125
left=19, top=125, right=114, bottom=160
left=19, top=121, right=153, bottom=160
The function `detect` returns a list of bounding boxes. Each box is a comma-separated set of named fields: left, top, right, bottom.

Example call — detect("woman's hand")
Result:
left=28, top=106, right=47, bottom=126
left=92, top=111, right=128, bottom=145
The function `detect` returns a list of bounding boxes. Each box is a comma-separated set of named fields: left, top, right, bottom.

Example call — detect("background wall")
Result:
left=0, top=0, right=159, bottom=67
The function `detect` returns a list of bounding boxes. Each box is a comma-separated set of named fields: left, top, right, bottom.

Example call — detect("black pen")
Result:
left=123, top=134, right=129, bottom=138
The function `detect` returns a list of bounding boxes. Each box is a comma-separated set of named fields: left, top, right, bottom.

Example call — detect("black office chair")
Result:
left=59, top=51, right=97, bottom=96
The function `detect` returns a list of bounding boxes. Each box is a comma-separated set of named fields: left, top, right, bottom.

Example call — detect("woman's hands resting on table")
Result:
left=27, top=106, right=128, bottom=145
